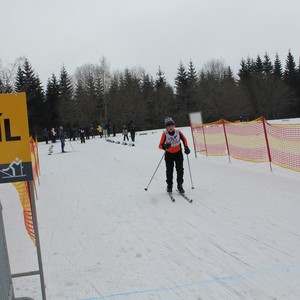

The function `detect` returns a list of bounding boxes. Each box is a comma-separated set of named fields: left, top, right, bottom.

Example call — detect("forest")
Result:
left=1, top=51, right=300, bottom=135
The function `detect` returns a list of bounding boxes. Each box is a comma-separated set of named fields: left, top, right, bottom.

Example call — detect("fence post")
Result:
left=189, top=121, right=198, bottom=158
left=262, top=117, right=273, bottom=171
left=0, top=201, right=14, bottom=300
left=221, top=119, right=231, bottom=163
left=201, top=125, right=208, bottom=157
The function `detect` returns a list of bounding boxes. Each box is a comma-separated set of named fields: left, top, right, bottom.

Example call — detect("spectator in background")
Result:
left=43, top=128, right=49, bottom=144
left=122, top=125, right=129, bottom=141
left=97, top=124, right=103, bottom=138
left=80, top=128, right=85, bottom=143
left=50, top=127, right=56, bottom=143
left=58, top=126, right=66, bottom=153
left=128, top=120, right=136, bottom=142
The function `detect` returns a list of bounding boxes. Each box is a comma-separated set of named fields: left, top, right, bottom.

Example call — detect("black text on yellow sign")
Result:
left=0, top=93, right=33, bottom=184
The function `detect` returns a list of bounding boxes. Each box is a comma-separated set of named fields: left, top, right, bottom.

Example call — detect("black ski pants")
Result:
left=165, top=150, right=184, bottom=187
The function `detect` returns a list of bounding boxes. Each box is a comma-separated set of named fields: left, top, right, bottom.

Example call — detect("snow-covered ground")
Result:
left=1, top=126, right=300, bottom=300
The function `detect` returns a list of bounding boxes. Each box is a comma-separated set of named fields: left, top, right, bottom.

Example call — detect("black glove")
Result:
left=162, top=143, right=171, bottom=150
left=184, top=146, right=190, bottom=155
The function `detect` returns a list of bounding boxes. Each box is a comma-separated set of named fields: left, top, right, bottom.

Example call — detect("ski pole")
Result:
left=186, top=154, right=195, bottom=189
left=144, top=152, right=165, bottom=191
left=68, top=139, right=75, bottom=152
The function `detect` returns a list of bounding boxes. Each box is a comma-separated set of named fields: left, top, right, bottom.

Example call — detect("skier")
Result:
left=58, top=126, right=66, bottom=153
left=158, top=116, right=190, bottom=193
left=43, top=128, right=49, bottom=144
left=50, top=127, right=57, bottom=143
left=80, top=128, right=85, bottom=143
left=122, top=125, right=129, bottom=141
left=128, top=120, right=136, bottom=142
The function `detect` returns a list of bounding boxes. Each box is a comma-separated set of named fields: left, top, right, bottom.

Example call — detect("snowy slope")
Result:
left=1, top=127, right=300, bottom=300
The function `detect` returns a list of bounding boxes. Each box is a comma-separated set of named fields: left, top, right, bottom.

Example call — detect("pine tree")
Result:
left=175, top=61, right=188, bottom=99
left=46, top=73, right=60, bottom=126
left=174, top=62, right=188, bottom=124
left=154, top=67, right=174, bottom=127
left=187, top=60, right=197, bottom=84
left=273, top=53, right=283, bottom=79
left=263, top=53, right=273, bottom=75
left=58, top=66, right=74, bottom=126
left=255, top=55, right=264, bottom=74
left=284, top=50, right=298, bottom=89
left=14, top=59, right=47, bottom=132
left=238, top=58, right=254, bottom=82
left=186, top=60, right=198, bottom=113
left=141, top=73, right=155, bottom=128
left=155, top=66, right=166, bottom=90
left=94, top=74, right=104, bottom=122
left=14, top=66, right=26, bottom=92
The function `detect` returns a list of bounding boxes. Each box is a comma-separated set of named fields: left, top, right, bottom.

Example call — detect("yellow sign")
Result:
left=0, top=93, right=33, bottom=183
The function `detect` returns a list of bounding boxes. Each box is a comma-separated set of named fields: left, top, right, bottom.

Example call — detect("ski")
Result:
left=167, top=192, right=175, bottom=202
left=176, top=190, right=193, bottom=203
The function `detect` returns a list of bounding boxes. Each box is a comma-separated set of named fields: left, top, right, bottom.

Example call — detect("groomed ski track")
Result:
left=2, top=127, right=300, bottom=299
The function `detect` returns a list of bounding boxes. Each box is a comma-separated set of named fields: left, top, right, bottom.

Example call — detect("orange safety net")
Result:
left=192, top=117, right=300, bottom=172
left=11, top=137, right=40, bottom=245
left=266, top=122, right=300, bottom=172
left=225, top=118, right=269, bottom=162
left=12, top=181, right=36, bottom=245
left=191, top=121, right=227, bottom=156
left=30, top=137, right=40, bottom=184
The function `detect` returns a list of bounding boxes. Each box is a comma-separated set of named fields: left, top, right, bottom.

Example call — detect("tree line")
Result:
left=1, top=51, right=300, bottom=136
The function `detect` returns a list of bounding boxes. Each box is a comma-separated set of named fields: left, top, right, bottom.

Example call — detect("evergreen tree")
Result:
left=155, top=66, right=166, bottom=90
left=186, top=60, right=198, bottom=113
left=175, top=61, right=188, bottom=100
left=107, top=72, right=122, bottom=129
left=46, top=73, right=60, bottom=126
left=284, top=50, right=298, bottom=89
left=58, top=66, right=75, bottom=126
left=141, top=73, right=155, bottom=128
left=263, top=53, right=273, bottom=75
left=187, top=60, right=197, bottom=84
left=238, top=58, right=254, bottom=82
left=174, top=62, right=188, bottom=124
left=85, top=71, right=98, bottom=123
left=14, top=59, right=47, bottom=132
left=255, top=55, right=264, bottom=74
left=273, top=53, right=283, bottom=79
left=154, top=67, right=174, bottom=127
left=94, top=74, right=104, bottom=122
left=74, top=78, right=85, bottom=124
left=224, top=66, right=235, bottom=81
left=14, top=65, right=26, bottom=92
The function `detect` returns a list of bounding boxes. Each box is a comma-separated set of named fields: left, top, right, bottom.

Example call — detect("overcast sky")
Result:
left=1, top=0, right=300, bottom=86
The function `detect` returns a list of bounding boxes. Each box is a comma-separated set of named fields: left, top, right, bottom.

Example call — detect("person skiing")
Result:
left=158, top=116, right=190, bottom=193
left=122, top=125, right=129, bottom=141
left=128, top=120, right=136, bottom=142
left=58, top=126, right=66, bottom=153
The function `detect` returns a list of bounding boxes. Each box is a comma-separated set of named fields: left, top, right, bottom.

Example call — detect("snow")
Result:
left=267, top=117, right=300, bottom=124
left=1, top=126, right=300, bottom=300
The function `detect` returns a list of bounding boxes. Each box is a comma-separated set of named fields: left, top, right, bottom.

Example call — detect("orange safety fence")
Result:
left=12, top=181, right=36, bottom=245
left=191, top=117, right=300, bottom=172
left=11, top=137, right=41, bottom=245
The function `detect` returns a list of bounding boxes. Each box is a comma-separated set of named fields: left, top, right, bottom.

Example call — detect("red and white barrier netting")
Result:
left=190, top=114, right=300, bottom=172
